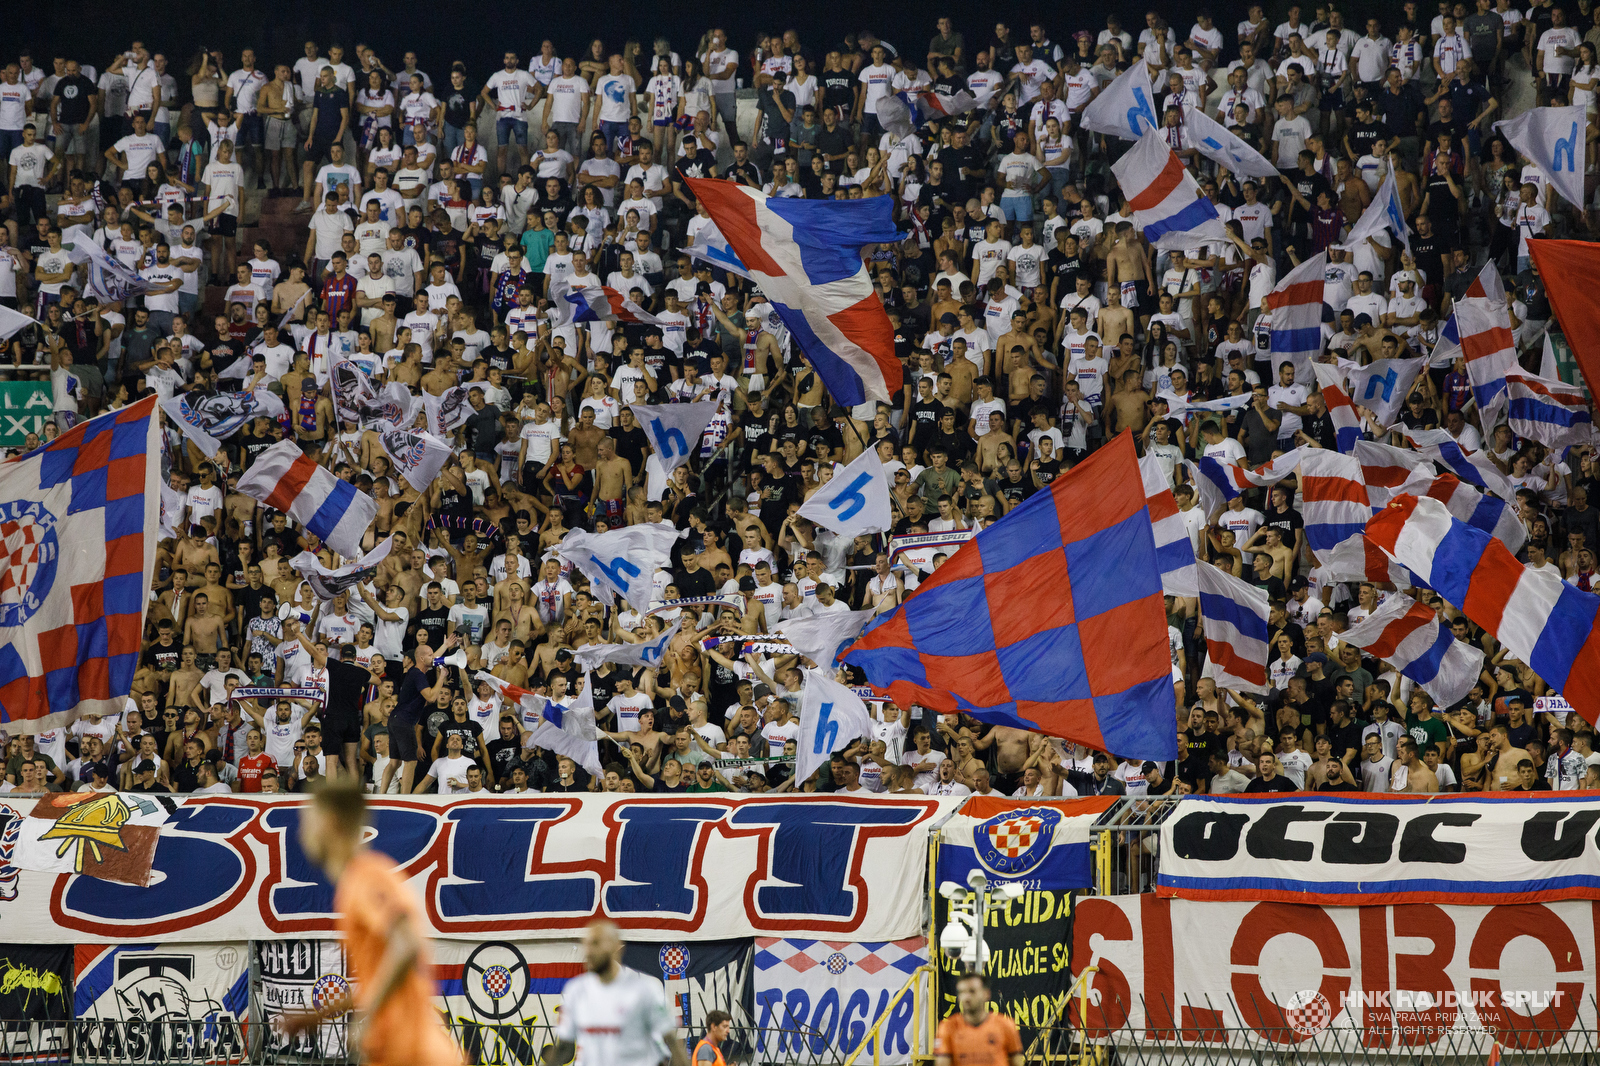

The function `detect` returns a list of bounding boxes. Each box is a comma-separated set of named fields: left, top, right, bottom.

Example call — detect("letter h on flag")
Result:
left=840, top=432, right=1177, bottom=760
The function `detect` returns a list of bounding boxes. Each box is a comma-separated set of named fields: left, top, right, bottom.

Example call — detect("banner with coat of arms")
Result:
left=935, top=796, right=1115, bottom=892
left=752, top=938, right=928, bottom=1065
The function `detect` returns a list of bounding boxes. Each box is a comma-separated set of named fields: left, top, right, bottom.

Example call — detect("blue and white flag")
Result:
left=630, top=400, right=719, bottom=476
left=1346, top=355, right=1425, bottom=426
left=774, top=607, right=876, bottom=670
left=161, top=389, right=285, bottom=457
left=1155, top=389, right=1251, bottom=423
left=1346, top=167, right=1412, bottom=251
left=678, top=229, right=753, bottom=281
left=797, top=445, right=893, bottom=539
left=477, top=671, right=602, bottom=776
left=553, top=522, right=684, bottom=612
left=571, top=619, right=682, bottom=672
left=796, top=667, right=877, bottom=785
left=1181, top=104, right=1279, bottom=179
left=879, top=88, right=979, bottom=139
left=63, top=225, right=150, bottom=303
left=1080, top=62, right=1159, bottom=139
left=1496, top=105, right=1588, bottom=211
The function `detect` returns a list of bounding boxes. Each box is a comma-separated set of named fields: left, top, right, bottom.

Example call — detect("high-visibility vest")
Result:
left=692, top=1038, right=727, bottom=1066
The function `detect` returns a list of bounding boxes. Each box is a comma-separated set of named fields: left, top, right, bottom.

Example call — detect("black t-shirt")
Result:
left=441, top=84, right=476, bottom=129
left=1345, top=119, right=1391, bottom=158
left=927, top=427, right=969, bottom=464
left=995, top=473, right=1032, bottom=507
left=819, top=72, right=855, bottom=113
left=487, top=736, right=522, bottom=782
left=674, top=149, right=718, bottom=195
left=1245, top=774, right=1299, bottom=792
left=909, top=397, right=946, bottom=438
left=814, top=125, right=851, bottom=168
left=324, top=657, right=369, bottom=727
left=54, top=74, right=98, bottom=125
left=312, top=87, right=347, bottom=138
left=395, top=665, right=431, bottom=721
left=142, top=638, right=181, bottom=672
left=437, top=717, right=484, bottom=756
left=416, top=606, right=450, bottom=649
left=1263, top=504, right=1304, bottom=543
left=673, top=567, right=716, bottom=598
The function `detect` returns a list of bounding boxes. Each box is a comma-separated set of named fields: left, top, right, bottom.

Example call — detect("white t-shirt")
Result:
left=545, top=76, right=590, bottom=124
left=857, top=64, right=895, bottom=113
left=8, top=144, right=52, bottom=188
left=594, top=74, right=636, bottom=124
left=432, top=754, right=477, bottom=794
left=555, top=968, right=675, bottom=1066
left=486, top=68, right=539, bottom=116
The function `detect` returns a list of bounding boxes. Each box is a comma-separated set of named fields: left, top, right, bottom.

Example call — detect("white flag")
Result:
left=363, top=381, right=420, bottom=431
left=0, top=304, right=39, bottom=343
left=1346, top=355, right=1425, bottom=426
left=796, top=668, right=878, bottom=786
left=774, top=608, right=876, bottom=670
left=329, top=352, right=378, bottom=424
left=629, top=400, right=719, bottom=475
left=797, top=446, right=893, bottom=539
left=421, top=384, right=474, bottom=436
left=1345, top=167, right=1412, bottom=251
left=477, top=671, right=603, bottom=776
left=161, top=390, right=285, bottom=457
left=1080, top=62, right=1159, bottom=139
left=1182, top=105, right=1279, bottom=179
left=291, top=536, right=396, bottom=602
left=379, top=428, right=454, bottom=492
left=552, top=522, right=684, bottom=612
left=1496, top=105, right=1588, bottom=210
left=570, top=619, right=682, bottom=671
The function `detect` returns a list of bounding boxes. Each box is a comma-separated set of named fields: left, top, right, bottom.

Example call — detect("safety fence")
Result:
left=1088, top=795, right=1183, bottom=897
left=0, top=1018, right=846, bottom=1066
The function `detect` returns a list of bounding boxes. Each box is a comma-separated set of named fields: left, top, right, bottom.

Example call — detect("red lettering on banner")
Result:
left=1468, top=904, right=1584, bottom=1049
left=1359, top=905, right=1393, bottom=1047
left=1229, top=902, right=1352, bottom=1044
left=1071, top=897, right=1132, bottom=1035
left=1393, top=904, right=1459, bottom=1045
left=1141, top=894, right=1177, bottom=1039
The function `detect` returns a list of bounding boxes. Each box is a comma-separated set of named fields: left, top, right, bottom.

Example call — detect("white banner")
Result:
left=753, top=938, right=929, bottom=1065
left=795, top=668, right=877, bottom=785
left=1156, top=794, right=1600, bottom=905
left=255, top=940, right=351, bottom=1060
left=797, top=446, right=893, bottom=539
left=71, top=943, right=250, bottom=1063
left=1346, top=356, right=1425, bottom=427
left=379, top=428, right=454, bottom=492
left=3, top=794, right=961, bottom=943
left=1071, top=895, right=1599, bottom=1052
left=1080, top=63, right=1158, bottom=139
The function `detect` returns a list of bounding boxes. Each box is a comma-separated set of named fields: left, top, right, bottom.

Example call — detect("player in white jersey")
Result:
left=548, top=921, right=687, bottom=1066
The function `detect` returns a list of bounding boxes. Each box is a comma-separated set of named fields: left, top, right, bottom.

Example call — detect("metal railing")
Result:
left=1090, top=796, right=1184, bottom=897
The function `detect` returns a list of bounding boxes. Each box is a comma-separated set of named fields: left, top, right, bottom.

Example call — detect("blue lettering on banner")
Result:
left=826, top=473, right=872, bottom=522
left=591, top=553, right=641, bottom=594
left=602, top=804, right=725, bottom=915
left=1127, top=87, right=1157, bottom=135
left=1364, top=368, right=1399, bottom=402
left=648, top=417, right=690, bottom=459
left=60, top=804, right=253, bottom=922
left=440, top=805, right=598, bottom=917
left=729, top=802, right=923, bottom=918
left=813, top=702, right=840, bottom=754
left=260, top=804, right=440, bottom=917
left=1552, top=121, right=1579, bottom=172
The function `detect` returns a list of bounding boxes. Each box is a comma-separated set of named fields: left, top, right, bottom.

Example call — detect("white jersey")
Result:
left=556, top=967, right=676, bottom=1066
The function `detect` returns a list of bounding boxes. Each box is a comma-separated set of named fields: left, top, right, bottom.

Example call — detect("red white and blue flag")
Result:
left=841, top=432, right=1177, bottom=759
left=0, top=397, right=161, bottom=732
left=1196, top=561, right=1270, bottom=693
left=1354, top=438, right=1438, bottom=507
left=1402, top=470, right=1526, bottom=554
left=1504, top=370, right=1594, bottom=448
left=1453, top=293, right=1517, bottom=421
left=688, top=177, right=902, bottom=406
left=1313, top=362, right=1362, bottom=452
left=1366, top=494, right=1600, bottom=727
left=1111, top=128, right=1221, bottom=243
left=1298, top=449, right=1373, bottom=556
left=1265, top=252, right=1327, bottom=381
left=236, top=440, right=376, bottom=559
left=1400, top=427, right=1514, bottom=500
left=559, top=282, right=665, bottom=326
left=879, top=88, right=979, bottom=139
left=1139, top=450, right=1198, bottom=597
left=1338, top=591, right=1485, bottom=707
left=1195, top=448, right=1302, bottom=502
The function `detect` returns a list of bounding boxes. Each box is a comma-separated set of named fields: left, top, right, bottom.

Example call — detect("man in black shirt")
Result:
left=1342, top=100, right=1391, bottom=160
left=673, top=552, right=717, bottom=598
left=52, top=60, right=99, bottom=172
left=440, top=66, right=477, bottom=144
left=394, top=634, right=461, bottom=792
left=1245, top=752, right=1300, bottom=791
left=813, top=108, right=851, bottom=172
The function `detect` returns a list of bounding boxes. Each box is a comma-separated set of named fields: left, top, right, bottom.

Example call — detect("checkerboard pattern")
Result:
left=986, top=815, right=1044, bottom=859
left=843, top=432, right=1175, bottom=759
left=0, top=397, right=159, bottom=727
left=754, top=938, right=926, bottom=978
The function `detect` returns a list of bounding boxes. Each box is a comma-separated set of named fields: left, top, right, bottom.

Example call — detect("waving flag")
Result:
left=1505, top=370, right=1594, bottom=448
left=1265, top=252, right=1327, bottom=382
left=329, top=352, right=378, bottom=425
left=1365, top=495, right=1600, bottom=726
left=1081, top=62, right=1159, bottom=139
left=879, top=88, right=978, bottom=139
left=1308, top=534, right=1416, bottom=587
left=1155, top=390, right=1251, bottom=424
left=1401, top=427, right=1514, bottom=500
left=161, top=390, right=285, bottom=458
left=562, top=284, right=665, bottom=326
left=1196, top=562, right=1270, bottom=693
left=1338, top=591, right=1484, bottom=707
left=1354, top=439, right=1433, bottom=507
left=1495, top=105, right=1588, bottom=210
left=630, top=400, right=720, bottom=476
left=0, top=398, right=161, bottom=733
left=775, top=608, right=876, bottom=670
left=1299, top=449, right=1373, bottom=555
left=1527, top=240, right=1600, bottom=394
left=421, top=384, right=474, bottom=437
left=679, top=230, right=753, bottom=281
left=290, top=536, right=395, bottom=602
left=1313, top=362, right=1362, bottom=452
left=1183, top=457, right=1225, bottom=518
left=551, top=522, right=684, bottom=612
left=1454, top=296, right=1518, bottom=421
left=840, top=432, right=1176, bottom=759
left=361, top=381, right=419, bottom=432
left=798, top=445, right=893, bottom=539
left=796, top=668, right=877, bottom=785
left=477, top=671, right=602, bottom=776
left=379, top=428, right=454, bottom=492
left=235, top=440, right=375, bottom=558
left=0, top=305, right=38, bottom=344
left=687, top=176, right=902, bottom=406
left=1345, top=168, right=1412, bottom=251
left=1111, top=128, right=1221, bottom=243
left=63, top=226, right=150, bottom=303
left=1139, top=449, right=1199, bottom=597
left=1181, top=105, right=1279, bottom=179
left=1195, top=448, right=1302, bottom=501
left=1346, top=355, right=1425, bottom=427
left=1401, top=470, right=1527, bottom=554
left=570, top=619, right=681, bottom=671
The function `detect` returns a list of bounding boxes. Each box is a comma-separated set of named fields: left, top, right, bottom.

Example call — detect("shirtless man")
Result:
left=389, top=342, right=424, bottom=389
left=183, top=593, right=231, bottom=655
left=1104, top=222, right=1154, bottom=328
left=974, top=725, right=1033, bottom=792
left=1107, top=369, right=1149, bottom=436
left=1390, top=737, right=1439, bottom=793
left=420, top=354, right=458, bottom=396
left=1097, top=288, right=1137, bottom=345
left=492, top=641, right=532, bottom=688
left=1242, top=525, right=1295, bottom=582
left=568, top=407, right=605, bottom=469
left=195, top=561, right=236, bottom=627
left=588, top=437, right=633, bottom=525
left=1486, top=724, right=1533, bottom=791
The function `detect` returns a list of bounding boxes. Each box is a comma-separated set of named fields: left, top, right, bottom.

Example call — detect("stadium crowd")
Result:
left=2, top=4, right=1600, bottom=801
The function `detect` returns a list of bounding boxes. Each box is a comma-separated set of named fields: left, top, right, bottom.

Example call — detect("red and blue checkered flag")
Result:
left=0, top=396, right=161, bottom=732
left=840, top=432, right=1177, bottom=760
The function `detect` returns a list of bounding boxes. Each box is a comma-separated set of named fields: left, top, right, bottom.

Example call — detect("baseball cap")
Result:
left=939, top=312, right=959, bottom=325
left=91, top=762, right=112, bottom=779
left=1304, top=652, right=1329, bottom=664
left=1290, top=576, right=1309, bottom=590
left=134, top=759, right=156, bottom=774
left=1141, top=760, right=1160, bottom=774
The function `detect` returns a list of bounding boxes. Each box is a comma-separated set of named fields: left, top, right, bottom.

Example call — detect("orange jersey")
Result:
left=935, top=1012, right=1021, bottom=1066
left=334, top=851, right=462, bottom=1066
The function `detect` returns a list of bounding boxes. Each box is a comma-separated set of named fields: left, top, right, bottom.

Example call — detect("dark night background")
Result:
left=9, top=0, right=1393, bottom=82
